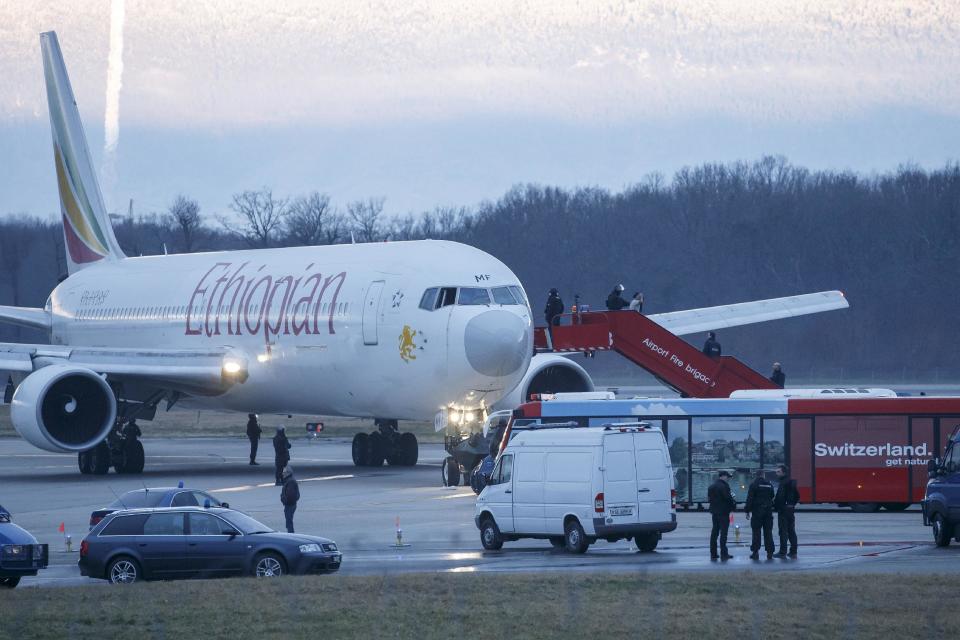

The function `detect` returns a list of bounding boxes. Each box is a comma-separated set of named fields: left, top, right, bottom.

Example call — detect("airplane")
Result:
left=0, top=32, right=848, bottom=476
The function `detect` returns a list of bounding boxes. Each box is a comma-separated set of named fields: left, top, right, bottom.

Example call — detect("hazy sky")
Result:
left=1, top=0, right=958, bottom=218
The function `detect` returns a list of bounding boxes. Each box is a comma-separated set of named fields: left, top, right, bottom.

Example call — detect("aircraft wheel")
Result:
left=119, top=440, right=145, bottom=474
left=848, top=502, right=880, bottom=513
left=351, top=433, right=369, bottom=467
left=367, top=432, right=386, bottom=467
left=90, top=441, right=111, bottom=475
left=398, top=432, right=418, bottom=466
left=881, top=503, right=910, bottom=512
left=78, top=450, right=93, bottom=474
left=441, top=457, right=460, bottom=487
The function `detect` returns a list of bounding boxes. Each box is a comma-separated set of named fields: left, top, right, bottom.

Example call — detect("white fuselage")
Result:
left=45, top=240, right=533, bottom=420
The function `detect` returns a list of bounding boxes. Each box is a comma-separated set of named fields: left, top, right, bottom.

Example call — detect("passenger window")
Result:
left=171, top=492, right=200, bottom=507
left=438, top=287, right=457, bottom=308
left=143, top=512, right=185, bottom=535
left=100, top=514, right=148, bottom=536
left=419, top=288, right=439, bottom=311
left=491, top=287, right=518, bottom=305
left=457, top=287, right=491, bottom=305
left=189, top=513, right=227, bottom=535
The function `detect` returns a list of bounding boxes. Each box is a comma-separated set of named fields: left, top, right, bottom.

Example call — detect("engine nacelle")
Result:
left=10, top=365, right=117, bottom=453
left=492, top=353, right=594, bottom=411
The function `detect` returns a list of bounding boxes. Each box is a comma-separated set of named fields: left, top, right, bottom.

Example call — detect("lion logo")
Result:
left=399, top=325, right=417, bottom=362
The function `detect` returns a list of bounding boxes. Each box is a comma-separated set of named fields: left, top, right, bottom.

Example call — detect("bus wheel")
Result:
left=881, top=503, right=910, bottom=512
left=933, top=514, right=953, bottom=547
left=848, top=502, right=880, bottom=513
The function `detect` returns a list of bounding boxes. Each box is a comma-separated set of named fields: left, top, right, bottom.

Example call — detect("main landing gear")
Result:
left=351, top=420, right=419, bottom=467
left=78, top=420, right=145, bottom=475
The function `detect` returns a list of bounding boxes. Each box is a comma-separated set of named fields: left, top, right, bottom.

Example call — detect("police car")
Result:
left=0, top=505, right=49, bottom=588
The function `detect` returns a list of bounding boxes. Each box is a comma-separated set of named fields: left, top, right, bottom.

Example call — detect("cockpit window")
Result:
left=438, top=288, right=457, bottom=308
left=457, top=288, right=491, bottom=305
left=508, top=286, right=528, bottom=307
left=419, top=288, right=439, bottom=311
left=491, top=286, right=519, bottom=305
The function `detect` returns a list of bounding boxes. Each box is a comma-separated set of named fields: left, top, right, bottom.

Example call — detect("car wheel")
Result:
left=848, top=502, right=880, bottom=513
left=254, top=552, right=287, bottom=577
left=564, top=519, right=589, bottom=554
left=351, top=433, right=369, bottom=467
left=0, top=577, right=20, bottom=589
left=635, top=533, right=659, bottom=552
left=107, top=556, right=141, bottom=584
left=367, top=432, right=385, bottom=467
left=549, top=536, right=565, bottom=550
left=480, top=517, right=503, bottom=550
left=933, top=513, right=953, bottom=547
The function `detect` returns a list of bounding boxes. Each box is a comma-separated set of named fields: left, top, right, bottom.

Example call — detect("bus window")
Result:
left=457, top=287, right=491, bottom=305
left=419, top=288, right=439, bottom=311
left=691, top=416, right=760, bottom=503
left=667, top=419, right=690, bottom=504
left=762, top=419, right=785, bottom=468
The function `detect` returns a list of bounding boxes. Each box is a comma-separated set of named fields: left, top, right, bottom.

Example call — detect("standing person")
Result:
left=774, top=464, right=800, bottom=557
left=770, top=363, right=786, bottom=388
left=544, top=288, right=564, bottom=328
left=707, top=470, right=737, bottom=560
left=744, top=470, right=776, bottom=559
left=628, top=292, right=644, bottom=313
left=246, top=414, right=262, bottom=465
left=280, top=465, right=300, bottom=534
left=273, top=426, right=291, bottom=485
left=605, top=284, right=628, bottom=310
left=702, top=331, right=722, bottom=357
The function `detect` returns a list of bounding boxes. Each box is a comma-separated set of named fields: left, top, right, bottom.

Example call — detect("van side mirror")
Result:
left=221, top=502, right=230, bottom=509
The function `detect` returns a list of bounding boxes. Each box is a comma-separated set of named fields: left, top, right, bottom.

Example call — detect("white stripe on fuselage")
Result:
left=47, top=240, right=532, bottom=420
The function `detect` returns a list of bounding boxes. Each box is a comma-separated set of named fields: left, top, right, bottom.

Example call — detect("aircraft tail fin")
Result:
left=40, top=31, right=126, bottom=274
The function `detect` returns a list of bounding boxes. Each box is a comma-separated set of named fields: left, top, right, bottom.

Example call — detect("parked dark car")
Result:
left=89, top=487, right=228, bottom=528
left=922, top=425, right=960, bottom=546
left=79, top=507, right=341, bottom=584
left=0, top=505, right=49, bottom=589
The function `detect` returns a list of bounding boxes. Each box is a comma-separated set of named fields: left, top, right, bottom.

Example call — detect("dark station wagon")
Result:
left=79, top=507, right=341, bottom=584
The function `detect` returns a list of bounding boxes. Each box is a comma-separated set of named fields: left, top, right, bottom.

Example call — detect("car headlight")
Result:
left=322, top=543, right=338, bottom=552
left=2, top=545, right=23, bottom=556
left=299, top=543, right=322, bottom=553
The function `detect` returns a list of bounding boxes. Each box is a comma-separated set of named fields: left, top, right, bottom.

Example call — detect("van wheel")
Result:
left=442, top=457, right=461, bottom=487
left=848, top=502, right=880, bottom=513
left=635, top=533, right=659, bottom=552
left=933, top=513, right=953, bottom=547
left=549, top=536, right=565, bottom=550
left=480, top=518, right=503, bottom=550
left=564, top=519, right=589, bottom=554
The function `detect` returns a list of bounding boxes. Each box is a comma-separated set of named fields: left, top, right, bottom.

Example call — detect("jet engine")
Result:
left=10, top=364, right=117, bottom=453
left=492, top=353, right=594, bottom=410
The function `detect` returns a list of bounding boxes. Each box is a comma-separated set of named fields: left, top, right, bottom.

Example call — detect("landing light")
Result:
left=464, top=411, right=475, bottom=423
left=257, top=353, right=271, bottom=364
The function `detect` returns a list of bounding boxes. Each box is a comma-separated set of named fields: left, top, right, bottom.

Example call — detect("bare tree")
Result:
left=219, top=188, right=289, bottom=248
left=285, top=192, right=332, bottom=246
left=165, top=194, right=203, bottom=253
left=320, top=211, right=347, bottom=245
left=346, top=197, right=385, bottom=243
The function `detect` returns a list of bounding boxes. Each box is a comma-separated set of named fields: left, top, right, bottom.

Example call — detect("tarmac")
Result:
left=1, top=435, right=957, bottom=588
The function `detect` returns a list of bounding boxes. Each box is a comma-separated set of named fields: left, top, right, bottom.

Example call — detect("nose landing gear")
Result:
left=351, top=420, right=419, bottom=467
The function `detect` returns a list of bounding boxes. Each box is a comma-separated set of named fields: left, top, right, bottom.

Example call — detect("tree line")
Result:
left=1, top=156, right=958, bottom=380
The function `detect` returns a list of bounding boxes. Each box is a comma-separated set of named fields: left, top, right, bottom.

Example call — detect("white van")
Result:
left=474, top=425, right=677, bottom=553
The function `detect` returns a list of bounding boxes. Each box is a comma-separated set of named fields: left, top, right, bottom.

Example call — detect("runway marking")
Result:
left=212, top=474, right=354, bottom=493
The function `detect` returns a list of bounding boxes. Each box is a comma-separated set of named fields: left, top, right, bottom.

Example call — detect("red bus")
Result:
left=509, top=393, right=960, bottom=511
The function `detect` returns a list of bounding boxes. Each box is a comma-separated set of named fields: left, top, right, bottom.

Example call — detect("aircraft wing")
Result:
left=646, top=290, right=848, bottom=336
left=0, top=342, right=248, bottom=396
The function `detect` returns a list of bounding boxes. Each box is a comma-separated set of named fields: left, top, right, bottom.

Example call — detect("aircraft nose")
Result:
left=463, top=310, right=530, bottom=377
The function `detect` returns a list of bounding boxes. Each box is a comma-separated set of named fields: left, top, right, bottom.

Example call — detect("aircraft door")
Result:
left=362, top=280, right=385, bottom=345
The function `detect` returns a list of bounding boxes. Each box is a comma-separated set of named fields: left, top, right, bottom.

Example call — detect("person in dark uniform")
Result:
left=702, top=331, right=722, bottom=357
left=707, top=470, right=737, bottom=560
left=280, top=465, right=300, bottom=533
left=273, top=426, right=291, bottom=485
left=774, top=464, right=799, bottom=557
left=544, top=288, right=564, bottom=327
left=744, top=470, right=776, bottom=559
left=770, top=363, right=786, bottom=388
left=246, top=414, right=262, bottom=465
left=605, top=284, right=628, bottom=310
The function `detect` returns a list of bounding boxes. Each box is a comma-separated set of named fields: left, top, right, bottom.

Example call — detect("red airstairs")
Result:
left=533, top=311, right=778, bottom=398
